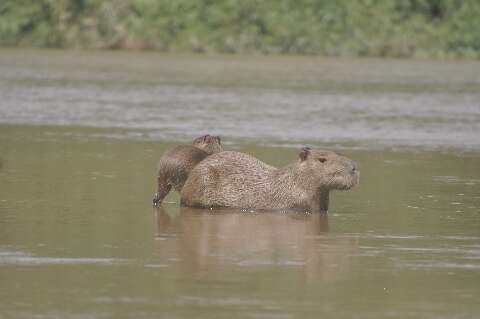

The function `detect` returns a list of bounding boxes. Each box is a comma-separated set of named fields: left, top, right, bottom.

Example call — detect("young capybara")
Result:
left=152, top=135, right=223, bottom=206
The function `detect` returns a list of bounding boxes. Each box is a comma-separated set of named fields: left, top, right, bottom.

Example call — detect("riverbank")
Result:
left=1, top=0, right=480, bottom=59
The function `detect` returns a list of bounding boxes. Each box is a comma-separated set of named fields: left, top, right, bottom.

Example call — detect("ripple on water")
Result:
left=433, top=176, right=480, bottom=185
left=175, top=295, right=290, bottom=318
left=399, top=261, right=480, bottom=270
left=0, top=250, right=126, bottom=266
left=348, top=232, right=480, bottom=271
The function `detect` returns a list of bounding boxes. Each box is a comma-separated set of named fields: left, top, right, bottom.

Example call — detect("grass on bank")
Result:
left=1, top=0, right=480, bottom=59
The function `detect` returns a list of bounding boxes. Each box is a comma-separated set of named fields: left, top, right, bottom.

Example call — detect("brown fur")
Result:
left=152, top=135, right=223, bottom=206
left=180, top=148, right=359, bottom=213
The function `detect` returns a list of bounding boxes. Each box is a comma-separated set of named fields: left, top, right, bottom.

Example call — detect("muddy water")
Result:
left=1, top=49, right=480, bottom=148
left=1, top=50, right=480, bottom=318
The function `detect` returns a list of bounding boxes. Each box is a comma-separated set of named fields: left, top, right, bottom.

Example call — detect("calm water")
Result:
left=1, top=49, right=480, bottom=319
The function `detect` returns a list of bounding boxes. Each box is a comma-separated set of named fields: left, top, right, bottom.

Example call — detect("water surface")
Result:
left=1, top=50, right=480, bottom=319
left=1, top=125, right=479, bottom=318
left=1, top=49, right=479, bottom=149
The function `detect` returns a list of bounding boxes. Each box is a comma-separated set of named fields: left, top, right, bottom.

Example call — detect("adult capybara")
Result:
left=180, top=147, right=358, bottom=213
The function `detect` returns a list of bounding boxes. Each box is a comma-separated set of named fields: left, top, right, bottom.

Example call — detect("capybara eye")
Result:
left=318, top=158, right=327, bottom=163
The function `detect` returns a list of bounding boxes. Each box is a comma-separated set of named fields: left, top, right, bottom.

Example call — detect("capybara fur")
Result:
left=180, top=147, right=358, bottom=213
left=152, top=135, right=222, bottom=206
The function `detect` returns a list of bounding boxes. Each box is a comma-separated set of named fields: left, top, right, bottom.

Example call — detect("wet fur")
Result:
left=181, top=148, right=358, bottom=213
left=153, top=135, right=222, bottom=205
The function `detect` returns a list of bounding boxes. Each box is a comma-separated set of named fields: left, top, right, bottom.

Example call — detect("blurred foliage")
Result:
left=1, top=0, right=479, bottom=58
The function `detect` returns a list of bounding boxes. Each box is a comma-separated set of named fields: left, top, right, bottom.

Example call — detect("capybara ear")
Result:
left=299, top=147, right=311, bottom=161
left=216, top=136, right=221, bottom=144
left=193, top=136, right=202, bottom=144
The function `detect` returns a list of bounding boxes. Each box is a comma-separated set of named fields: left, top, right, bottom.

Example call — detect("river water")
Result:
left=0, top=49, right=479, bottom=318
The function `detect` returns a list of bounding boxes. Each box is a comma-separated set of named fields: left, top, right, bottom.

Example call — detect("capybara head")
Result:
left=297, top=147, right=359, bottom=191
left=192, top=134, right=223, bottom=155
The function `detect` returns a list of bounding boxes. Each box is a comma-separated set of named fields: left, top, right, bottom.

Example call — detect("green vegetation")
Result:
left=1, top=0, right=480, bottom=58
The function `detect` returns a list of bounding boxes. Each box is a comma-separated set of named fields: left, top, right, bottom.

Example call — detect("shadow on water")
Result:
left=154, top=206, right=358, bottom=281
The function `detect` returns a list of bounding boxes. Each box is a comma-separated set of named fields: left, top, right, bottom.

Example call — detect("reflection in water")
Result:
left=154, top=206, right=357, bottom=280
